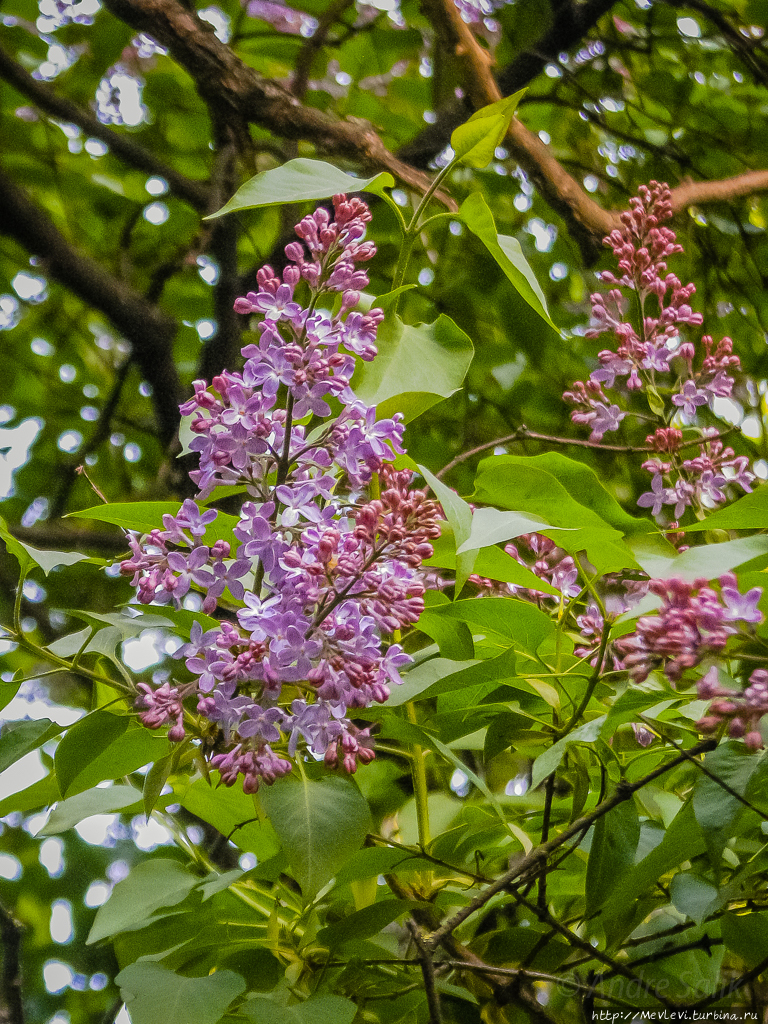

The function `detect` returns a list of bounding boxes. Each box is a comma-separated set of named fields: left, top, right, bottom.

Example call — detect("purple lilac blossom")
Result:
left=122, top=195, right=441, bottom=794
left=563, top=182, right=754, bottom=524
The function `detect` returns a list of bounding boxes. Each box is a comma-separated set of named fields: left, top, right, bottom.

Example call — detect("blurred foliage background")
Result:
left=3, top=0, right=768, bottom=1020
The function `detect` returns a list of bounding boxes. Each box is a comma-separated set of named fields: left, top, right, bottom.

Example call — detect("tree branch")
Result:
left=0, top=901, right=24, bottom=1024
left=198, top=135, right=242, bottom=381
left=424, top=738, right=716, bottom=952
left=0, top=170, right=182, bottom=446
left=412, top=0, right=768, bottom=258
left=0, top=43, right=208, bottom=211
left=407, top=920, right=442, bottom=1024
left=99, top=0, right=450, bottom=205
left=398, top=0, right=619, bottom=168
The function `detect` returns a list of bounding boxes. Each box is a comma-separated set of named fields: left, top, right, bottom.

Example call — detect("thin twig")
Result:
left=436, top=425, right=739, bottom=478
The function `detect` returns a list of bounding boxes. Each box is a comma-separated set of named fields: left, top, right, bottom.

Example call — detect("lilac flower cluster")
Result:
left=617, top=573, right=762, bottom=685
left=696, top=666, right=768, bottom=750
left=563, top=182, right=754, bottom=524
left=121, top=195, right=441, bottom=793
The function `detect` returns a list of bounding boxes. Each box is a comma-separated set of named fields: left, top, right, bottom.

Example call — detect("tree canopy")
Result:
left=4, top=1, right=768, bottom=1023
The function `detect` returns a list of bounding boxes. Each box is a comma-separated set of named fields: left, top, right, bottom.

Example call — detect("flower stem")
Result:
left=406, top=701, right=430, bottom=848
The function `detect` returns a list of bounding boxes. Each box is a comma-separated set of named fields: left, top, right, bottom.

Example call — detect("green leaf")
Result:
left=634, top=535, right=768, bottom=582
left=684, top=483, right=768, bottom=531
left=65, top=725, right=169, bottom=797
left=425, top=526, right=560, bottom=595
left=143, top=755, right=173, bottom=818
left=55, top=709, right=130, bottom=797
left=670, top=874, right=719, bottom=925
left=352, top=314, right=473, bottom=422
left=0, top=514, right=90, bottom=575
left=473, top=453, right=644, bottom=572
left=450, top=91, right=525, bottom=168
left=531, top=716, right=606, bottom=790
left=0, top=718, right=61, bottom=775
left=173, top=773, right=281, bottom=861
left=0, top=773, right=59, bottom=816
left=88, top=859, right=201, bottom=943
left=39, top=784, right=144, bottom=835
left=692, top=741, right=760, bottom=868
left=0, top=513, right=34, bottom=574
left=601, top=801, right=707, bottom=925
left=416, top=604, right=474, bottom=658
left=419, top=465, right=476, bottom=595
left=242, top=994, right=357, bottom=1024
left=420, top=597, right=556, bottom=653
left=332, top=846, right=434, bottom=884
left=474, top=453, right=627, bottom=530
left=387, top=652, right=519, bottom=706
left=455, top=506, right=569, bottom=554
left=317, top=898, right=423, bottom=948
left=585, top=796, right=640, bottom=916
left=721, top=911, right=768, bottom=967
left=206, top=158, right=393, bottom=218
left=259, top=774, right=372, bottom=896
left=116, top=963, right=245, bottom=1024
left=459, top=193, right=557, bottom=329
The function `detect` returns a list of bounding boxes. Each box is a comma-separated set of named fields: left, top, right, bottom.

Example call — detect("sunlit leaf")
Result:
left=207, top=158, right=394, bottom=218
left=353, top=314, right=473, bottom=422
left=450, top=91, right=525, bottom=168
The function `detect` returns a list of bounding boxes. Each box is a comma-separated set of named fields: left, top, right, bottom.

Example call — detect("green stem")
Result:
left=406, top=702, right=430, bottom=848
left=390, top=160, right=455, bottom=306
left=12, top=566, right=28, bottom=635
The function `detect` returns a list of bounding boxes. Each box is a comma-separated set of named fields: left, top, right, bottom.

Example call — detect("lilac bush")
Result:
left=122, top=195, right=440, bottom=793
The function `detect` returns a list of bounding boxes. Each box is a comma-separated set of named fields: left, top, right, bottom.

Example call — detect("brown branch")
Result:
left=665, top=0, right=768, bottom=88
left=670, top=171, right=768, bottom=212
left=510, top=890, right=676, bottom=1008
left=691, top=950, right=768, bottom=1009
left=199, top=135, right=242, bottom=381
left=291, top=0, right=355, bottom=100
left=99, top=0, right=451, bottom=206
left=0, top=43, right=208, bottom=211
left=407, top=921, right=442, bottom=1024
left=0, top=170, right=182, bottom=446
left=0, top=901, right=24, bottom=1024
left=416, top=0, right=768, bottom=257
left=424, top=738, right=716, bottom=952
left=400, top=0, right=619, bottom=168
